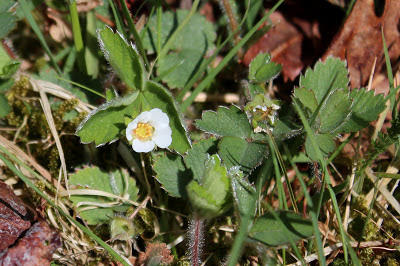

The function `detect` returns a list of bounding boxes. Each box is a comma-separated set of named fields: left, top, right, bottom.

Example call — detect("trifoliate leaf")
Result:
left=153, top=152, right=191, bottom=198
left=218, top=137, right=268, bottom=174
left=319, top=89, right=352, bottom=133
left=196, top=105, right=252, bottom=139
left=305, top=132, right=335, bottom=161
left=300, top=57, right=349, bottom=103
left=98, top=26, right=145, bottom=90
left=249, top=53, right=282, bottom=83
left=249, top=211, right=314, bottom=246
left=184, top=138, right=218, bottom=182
left=334, top=88, right=387, bottom=133
left=142, top=81, right=191, bottom=154
left=142, top=10, right=216, bottom=88
left=187, top=154, right=230, bottom=218
left=69, top=167, right=139, bottom=225
left=76, top=92, right=139, bottom=146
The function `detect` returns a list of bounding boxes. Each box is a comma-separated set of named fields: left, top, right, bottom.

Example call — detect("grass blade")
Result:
left=180, top=0, right=284, bottom=111
left=69, top=0, right=86, bottom=74
left=19, top=0, right=62, bottom=74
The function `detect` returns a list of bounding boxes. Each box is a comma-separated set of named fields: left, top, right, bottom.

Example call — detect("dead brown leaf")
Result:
left=0, top=202, right=31, bottom=251
left=323, top=0, right=400, bottom=88
left=137, top=243, right=174, bottom=265
left=0, top=219, right=61, bottom=265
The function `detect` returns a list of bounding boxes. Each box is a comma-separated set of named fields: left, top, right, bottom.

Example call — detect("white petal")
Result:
left=126, top=120, right=138, bottom=141
left=136, top=111, right=151, bottom=123
left=131, top=139, right=155, bottom=153
left=152, top=124, right=172, bottom=148
left=148, top=108, right=169, bottom=126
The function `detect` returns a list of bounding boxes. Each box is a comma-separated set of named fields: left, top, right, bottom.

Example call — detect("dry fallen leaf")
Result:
left=0, top=219, right=62, bottom=264
left=137, top=243, right=174, bottom=265
left=323, top=0, right=400, bottom=88
left=0, top=182, right=32, bottom=251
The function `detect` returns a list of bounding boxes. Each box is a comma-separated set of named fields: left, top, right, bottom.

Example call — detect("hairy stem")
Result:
left=188, top=215, right=205, bottom=266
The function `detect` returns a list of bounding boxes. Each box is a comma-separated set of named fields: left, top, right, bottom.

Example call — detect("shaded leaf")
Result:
left=187, top=154, right=230, bottom=218
left=305, top=132, right=335, bottom=161
left=98, top=26, right=145, bottom=90
left=219, top=137, right=268, bottom=174
left=184, top=137, right=218, bottom=182
left=69, top=167, right=139, bottom=224
left=0, top=0, right=17, bottom=39
left=195, top=105, right=252, bottom=139
left=230, top=169, right=256, bottom=231
left=319, top=89, right=352, bottom=133
left=335, top=88, right=387, bottom=133
left=76, top=92, right=139, bottom=146
left=142, top=81, right=191, bottom=154
left=0, top=94, right=11, bottom=118
left=142, top=10, right=216, bottom=88
left=153, top=153, right=191, bottom=198
left=249, top=211, right=314, bottom=246
left=249, top=52, right=282, bottom=83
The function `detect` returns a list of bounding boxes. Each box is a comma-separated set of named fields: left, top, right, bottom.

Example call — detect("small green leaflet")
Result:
left=68, top=167, right=139, bottom=225
left=299, top=57, right=349, bottom=103
left=98, top=26, right=145, bottom=91
left=76, top=92, right=139, bottom=146
left=249, top=53, right=282, bottom=83
left=142, top=10, right=216, bottom=89
left=187, top=154, right=231, bottom=218
left=195, top=105, right=252, bottom=139
left=249, top=211, right=314, bottom=246
left=153, top=138, right=218, bottom=198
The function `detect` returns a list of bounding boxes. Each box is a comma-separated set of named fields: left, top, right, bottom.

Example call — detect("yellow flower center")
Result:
left=133, top=123, right=154, bottom=141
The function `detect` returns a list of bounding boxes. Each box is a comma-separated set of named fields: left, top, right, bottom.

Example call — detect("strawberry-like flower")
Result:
left=126, top=108, right=172, bottom=153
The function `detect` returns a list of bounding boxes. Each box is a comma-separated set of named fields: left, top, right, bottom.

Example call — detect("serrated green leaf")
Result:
left=142, top=10, right=216, bottom=88
left=153, top=153, right=191, bottom=198
left=195, top=105, right=252, bottom=139
left=187, top=154, right=230, bottom=218
left=249, top=211, right=314, bottom=246
left=300, top=58, right=348, bottom=103
left=244, top=82, right=264, bottom=100
left=0, top=94, right=10, bottom=118
left=230, top=169, right=256, bottom=230
left=319, top=89, right=352, bottom=133
left=293, top=87, right=318, bottom=116
left=76, top=92, right=139, bottom=146
left=98, top=26, right=145, bottom=90
left=0, top=0, right=17, bottom=39
left=305, top=132, right=335, bottom=161
left=219, top=137, right=268, bottom=174
left=184, top=138, right=218, bottom=182
left=249, top=53, right=281, bottom=83
left=142, top=81, right=190, bottom=154
left=187, top=180, right=219, bottom=217
left=69, top=167, right=139, bottom=225
left=335, top=88, right=387, bottom=133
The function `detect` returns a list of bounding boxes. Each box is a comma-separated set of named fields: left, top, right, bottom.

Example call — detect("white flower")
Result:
left=126, top=108, right=172, bottom=153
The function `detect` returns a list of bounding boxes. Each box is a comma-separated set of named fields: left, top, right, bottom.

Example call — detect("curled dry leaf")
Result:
left=0, top=219, right=62, bottom=265
left=323, top=0, right=400, bottom=88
